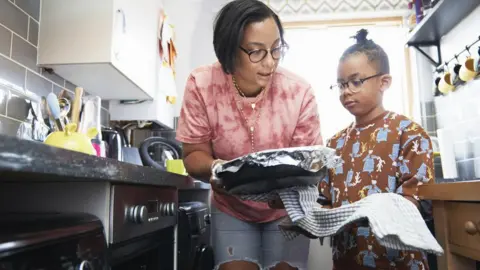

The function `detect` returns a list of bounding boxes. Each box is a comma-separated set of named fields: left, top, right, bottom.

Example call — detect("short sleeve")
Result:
left=395, top=126, right=435, bottom=218
left=175, top=75, right=212, bottom=144
left=290, top=87, right=323, bottom=147
left=395, top=129, right=434, bottom=197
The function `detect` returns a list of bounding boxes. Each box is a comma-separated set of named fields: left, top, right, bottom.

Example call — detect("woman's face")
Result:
left=235, top=17, right=281, bottom=89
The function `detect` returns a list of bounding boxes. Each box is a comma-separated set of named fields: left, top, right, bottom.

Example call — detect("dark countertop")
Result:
left=0, top=135, right=207, bottom=189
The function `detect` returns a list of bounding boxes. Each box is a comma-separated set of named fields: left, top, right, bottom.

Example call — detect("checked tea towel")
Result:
left=241, top=187, right=444, bottom=255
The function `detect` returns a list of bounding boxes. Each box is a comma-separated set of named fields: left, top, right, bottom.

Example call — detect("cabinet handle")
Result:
left=464, top=221, right=478, bottom=235
left=114, top=9, right=127, bottom=60
left=116, top=9, right=127, bottom=33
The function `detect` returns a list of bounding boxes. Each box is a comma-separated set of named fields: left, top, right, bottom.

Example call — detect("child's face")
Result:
left=336, top=53, right=391, bottom=116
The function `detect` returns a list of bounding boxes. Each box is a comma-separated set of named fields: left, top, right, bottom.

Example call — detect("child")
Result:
left=319, top=29, right=434, bottom=269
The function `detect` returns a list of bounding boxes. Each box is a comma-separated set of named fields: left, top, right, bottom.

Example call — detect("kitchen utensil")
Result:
left=46, top=93, right=64, bottom=131
left=71, top=87, right=84, bottom=130
left=58, top=98, right=71, bottom=123
left=102, top=128, right=123, bottom=161
left=115, top=126, right=143, bottom=166
left=44, top=123, right=98, bottom=155
left=215, top=145, right=339, bottom=193
left=79, top=96, right=101, bottom=138
left=139, top=137, right=182, bottom=169
left=166, top=159, right=187, bottom=175
left=227, top=176, right=320, bottom=195
left=459, top=57, right=478, bottom=82
left=438, top=72, right=455, bottom=94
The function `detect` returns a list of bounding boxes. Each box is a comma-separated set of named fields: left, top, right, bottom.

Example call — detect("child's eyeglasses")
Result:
left=330, top=73, right=384, bottom=93
left=239, top=45, right=289, bottom=63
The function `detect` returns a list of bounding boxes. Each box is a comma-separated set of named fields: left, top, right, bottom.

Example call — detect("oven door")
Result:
left=109, top=226, right=174, bottom=270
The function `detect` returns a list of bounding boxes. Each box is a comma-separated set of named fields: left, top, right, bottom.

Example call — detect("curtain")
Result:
left=281, top=25, right=409, bottom=140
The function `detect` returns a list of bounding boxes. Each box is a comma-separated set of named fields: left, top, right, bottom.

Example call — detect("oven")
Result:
left=0, top=182, right=179, bottom=269
left=0, top=213, right=108, bottom=270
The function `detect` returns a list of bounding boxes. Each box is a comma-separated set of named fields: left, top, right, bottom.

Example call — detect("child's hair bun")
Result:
left=352, top=29, right=370, bottom=45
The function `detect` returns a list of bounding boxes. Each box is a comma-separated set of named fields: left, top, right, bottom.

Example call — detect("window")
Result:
left=281, top=25, right=409, bottom=140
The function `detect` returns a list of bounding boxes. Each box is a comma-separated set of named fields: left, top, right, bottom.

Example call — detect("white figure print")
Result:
left=353, top=172, right=362, bottom=186
left=376, top=157, right=386, bottom=172
left=412, top=140, right=420, bottom=154
left=333, top=186, right=341, bottom=204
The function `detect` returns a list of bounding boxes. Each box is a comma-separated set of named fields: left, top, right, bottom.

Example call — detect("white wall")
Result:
left=440, top=6, right=480, bottom=62
left=162, top=0, right=225, bottom=116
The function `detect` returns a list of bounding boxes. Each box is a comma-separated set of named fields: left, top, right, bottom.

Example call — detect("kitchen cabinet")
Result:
left=418, top=181, right=480, bottom=270
left=38, top=0, right=161, bottom=100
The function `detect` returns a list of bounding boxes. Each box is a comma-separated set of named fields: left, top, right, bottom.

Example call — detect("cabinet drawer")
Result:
left=446, top=202, right=480, bottom=253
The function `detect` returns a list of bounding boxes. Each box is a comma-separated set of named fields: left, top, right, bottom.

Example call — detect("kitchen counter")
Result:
left=418, top=181, right=480, bottom=270
left=0, top=134, right=198, bottom=189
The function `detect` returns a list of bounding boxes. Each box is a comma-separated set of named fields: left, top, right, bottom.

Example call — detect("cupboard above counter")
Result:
left=37, top=0, right=161, bottom=100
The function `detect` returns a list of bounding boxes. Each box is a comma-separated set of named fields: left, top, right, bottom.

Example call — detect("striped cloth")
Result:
left=240, top=187, right=444, bottom=256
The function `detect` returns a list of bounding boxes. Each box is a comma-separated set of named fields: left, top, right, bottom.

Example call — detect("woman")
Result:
left=176, top=1, right=322, bottom=269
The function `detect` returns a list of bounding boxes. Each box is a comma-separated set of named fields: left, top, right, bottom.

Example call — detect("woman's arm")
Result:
left=176, top=74, right=217, bottom=183
left=182, top=142, right=215, bottom=182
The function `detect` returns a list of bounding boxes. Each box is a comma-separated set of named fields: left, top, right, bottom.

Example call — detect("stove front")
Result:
left=108, top=184, right=178, bottom=269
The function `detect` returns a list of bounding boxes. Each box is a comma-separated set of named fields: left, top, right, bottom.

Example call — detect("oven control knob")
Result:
left=128, top=205, right=147, bottom=224
left=160, top=202, right=176, bottom=216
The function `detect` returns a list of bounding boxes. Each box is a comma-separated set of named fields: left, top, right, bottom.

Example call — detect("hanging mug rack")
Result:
left=433, top=35, right=480, bottom=96
left=434, top=35, right=480, bottom=74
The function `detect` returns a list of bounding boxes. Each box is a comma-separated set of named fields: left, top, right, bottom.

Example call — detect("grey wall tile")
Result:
left=0, top=0, right=112, bottom=138
left=425, top=116, right=437, bottom=134
left=0, top=25, right=11, bottom=57
left=14, top=0, right=40, bottom=21
left=424, top=101, right=436, bottom=117
left=42, top=69, right=64, bottom=86
left=456, top=160, right=475, bottom=181
left=6, top=89, right=30, bottom=121
left=65, top=81, right=77, bottom=91
left=101, top=100, right=109, bottom=110
left=0, top=0, right=28, bottom=39
left=0, top=87, right=8, bottom=115
left=11, top=34, right=37, bottom=71
left=0, top=115, right=21, bottom=136
left=0, top=55, right=26, bottom=89
left=101, top=108, right=110, bottom=127
left=28, top=17, right=38, bottom=46
left=26, top=71, right=52, bottom=98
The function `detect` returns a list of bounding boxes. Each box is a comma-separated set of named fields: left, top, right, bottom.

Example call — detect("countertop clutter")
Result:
left=0, top=134, right=198, bottom=189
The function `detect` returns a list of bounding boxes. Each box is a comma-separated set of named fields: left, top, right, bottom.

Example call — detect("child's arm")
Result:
left=396, top=128, right=434, bottom=215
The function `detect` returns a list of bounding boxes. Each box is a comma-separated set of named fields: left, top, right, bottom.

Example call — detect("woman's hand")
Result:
left=210, top=159, right=229, bottom=195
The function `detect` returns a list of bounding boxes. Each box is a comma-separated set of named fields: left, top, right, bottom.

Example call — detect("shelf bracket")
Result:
left=409, top=42, right=442, bottom=67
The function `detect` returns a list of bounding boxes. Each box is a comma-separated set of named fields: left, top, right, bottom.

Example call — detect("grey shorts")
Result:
left=211, top=205, right=310, bottom=269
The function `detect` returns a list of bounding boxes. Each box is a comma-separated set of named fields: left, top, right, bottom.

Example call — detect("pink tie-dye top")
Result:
left=176, top=62, right=323, bottom=223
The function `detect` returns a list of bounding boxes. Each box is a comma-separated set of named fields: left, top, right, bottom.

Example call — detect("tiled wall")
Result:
left=434, top=79, right=480, bottom=180
left=416, top=6, right=480, bottom=181
left=0, top=0, right=110, bottom=138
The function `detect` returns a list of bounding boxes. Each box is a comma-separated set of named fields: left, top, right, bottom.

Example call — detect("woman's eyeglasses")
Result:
left=239, top=45, right=288, bottom=63
left=330, top=73, right=384, bottom=93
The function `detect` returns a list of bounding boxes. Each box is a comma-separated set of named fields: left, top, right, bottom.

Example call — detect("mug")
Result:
left=459, top=57, right=478, bottom=82
left=438, top=72, right=455, bottom=94
left=166, top=159, right=187, bottom=175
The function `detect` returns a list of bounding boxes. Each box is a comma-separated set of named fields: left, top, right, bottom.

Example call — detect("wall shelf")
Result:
left=406, top=0, right=480, bottom=67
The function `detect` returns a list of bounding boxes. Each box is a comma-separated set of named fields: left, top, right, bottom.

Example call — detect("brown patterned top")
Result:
left=319, top=111, right=434, bottom=270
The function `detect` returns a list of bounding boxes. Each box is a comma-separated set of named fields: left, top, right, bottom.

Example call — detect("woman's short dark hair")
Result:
left=340, top=29, right=390, bottom=74
left=213, top=0, right=286, bottom=74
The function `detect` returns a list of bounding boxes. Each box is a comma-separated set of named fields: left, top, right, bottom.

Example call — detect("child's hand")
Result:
left=268, top=196, right=284, bottom=209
